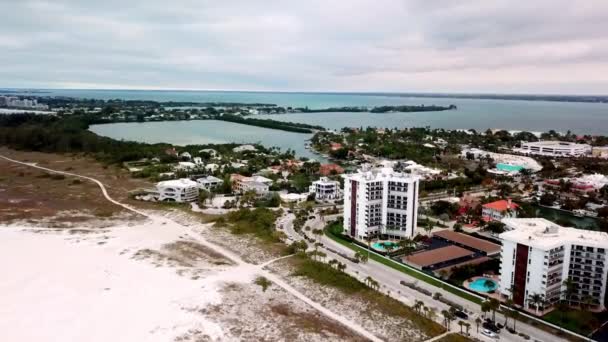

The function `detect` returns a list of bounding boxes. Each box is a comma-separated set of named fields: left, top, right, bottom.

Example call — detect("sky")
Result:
left=1, top=0, right=607, bottom=94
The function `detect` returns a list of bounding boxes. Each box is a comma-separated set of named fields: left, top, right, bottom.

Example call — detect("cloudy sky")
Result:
left=1, top=0, right=607, bottom=94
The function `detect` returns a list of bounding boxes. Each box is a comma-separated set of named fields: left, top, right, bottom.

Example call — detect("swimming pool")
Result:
left=468, top=278, right=498, bottom=292
left=496, top=163, right=524, bottom=172
left=372, top=241, right=399, bottom=252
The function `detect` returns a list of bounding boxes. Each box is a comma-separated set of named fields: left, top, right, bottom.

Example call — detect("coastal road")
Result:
left=281, top=210, right=571, bottom=342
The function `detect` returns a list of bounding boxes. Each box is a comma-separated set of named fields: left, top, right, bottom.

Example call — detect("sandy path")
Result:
left=0, top=154, right=382, bottom=342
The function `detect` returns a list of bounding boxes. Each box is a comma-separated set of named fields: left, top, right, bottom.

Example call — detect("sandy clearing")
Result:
left=0, top=154, right=383, bottom=342
left=0, top=226, right=224, bottom=342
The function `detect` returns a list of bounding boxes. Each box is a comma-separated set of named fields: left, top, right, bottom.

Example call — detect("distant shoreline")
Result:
left=1, top=88, right=607, bottom=104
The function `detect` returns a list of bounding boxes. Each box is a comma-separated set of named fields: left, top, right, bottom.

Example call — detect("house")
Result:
left=279, top=192, right=308, bottom=203
left=230, top=174, right=273, bottom=195
left=233, top=144, right=257, bottom=153
left=330, top=142, right=343, bottom=151
left=156, top=179, right=199, bottom=202
left=204, top=163, right=220, bottom=172
left=193, top=157, right=203, bottom=165
left=165, top=147, right=178, bottom=157
left=198, top=148, right=218, bottom=158
left=180, top=151, right=192, bottom=160
left=176, top=161, right=197, bottom=170
left=309, top=177, right=342, bottom=200
left=482, top=199, right=519, bottom=222
left=319, top=163, right=344, bottom=176
left=196, top=176, right=224, bottom=191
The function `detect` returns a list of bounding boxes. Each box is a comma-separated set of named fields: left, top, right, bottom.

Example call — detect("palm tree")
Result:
left=364, top=276, right=373, bottom=287
left=464, top=322, right=471, bottom=336
left=458, top=321, right=465, bottom=333
left=511, top=309, right=520, bottom=331
left=484, top=279, right=495, bottom=291
left=398, top=237, right=415, bottom=255
left=475, top=317, right=482, bottom=334
left=414, top=300, right=424, bottom=314
left=481, top=301, right=491, bottom=319
left=563, top=277, right=577, bottom=305
left=441, top=309, right=450, bottom=330
left=503, top=298, right=514, bottom=326
left=488, top=298, right=500, bottom=322
left=528, top=293, right=545, bottom=315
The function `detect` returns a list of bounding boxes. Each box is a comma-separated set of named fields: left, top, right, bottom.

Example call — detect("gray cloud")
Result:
left=0, top=0, right=607, bottom=93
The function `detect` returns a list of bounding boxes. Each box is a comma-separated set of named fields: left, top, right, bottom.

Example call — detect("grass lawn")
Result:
left=435, top=333, right=474, bottom=342
left=324, top=223, right=483, bottom=305
left=290, top=254, right=446, bottom=338
left=543, top=308, right=607, bottom=337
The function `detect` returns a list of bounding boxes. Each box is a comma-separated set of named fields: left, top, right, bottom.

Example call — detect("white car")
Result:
left=481, top=329, right=497, bottom=338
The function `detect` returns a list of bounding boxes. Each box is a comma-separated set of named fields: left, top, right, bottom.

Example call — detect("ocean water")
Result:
left=9, top=88, right=608, bottom=157
left=17, top=88, right=608, bottom=135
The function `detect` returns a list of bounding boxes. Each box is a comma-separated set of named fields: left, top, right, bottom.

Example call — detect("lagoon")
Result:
left=89, top=120, right=321, bottom=160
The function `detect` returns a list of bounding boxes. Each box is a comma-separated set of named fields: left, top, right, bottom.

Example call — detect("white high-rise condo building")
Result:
left=343, top=166, right=420, bottom=240
left=499, top=218, right=608, bottom=312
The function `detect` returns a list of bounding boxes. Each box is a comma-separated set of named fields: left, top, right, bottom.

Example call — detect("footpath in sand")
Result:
left=0, top=154, right=380, bottom=342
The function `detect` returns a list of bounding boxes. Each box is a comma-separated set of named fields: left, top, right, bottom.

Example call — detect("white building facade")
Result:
left=343, top=166, right=420, bottom=240
left=309, top=177, right=342, bottom=200
left=499, top=218, right=608, bottom=312
left=196, top=176, right=224, bottom=191
left=517, top=141, right=591, bottom=157
left=156, top=179, right=199, bottom=202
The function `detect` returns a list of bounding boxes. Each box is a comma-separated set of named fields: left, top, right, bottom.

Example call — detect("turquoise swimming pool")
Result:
left=468, top=278, right=498, bottom=292
left=496, top=163, right=524, bottom=172
left=372, top=241, right=399, bottom=252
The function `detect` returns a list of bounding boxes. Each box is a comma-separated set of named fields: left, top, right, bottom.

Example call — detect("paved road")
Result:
left=280, top=210, right=569, bottom=342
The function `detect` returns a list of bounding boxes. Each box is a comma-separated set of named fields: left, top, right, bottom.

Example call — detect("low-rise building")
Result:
left=230, top=174, right=273, bottom=195
left=592, top=146, right=608, bottom=159
left=196, top=176, right=224, bottom=191
left=499, top=218, right=608, bottom=312
left=309, top=177, right=342, bottom=200
left=516, top=141, right=591, bottom=157
left=482, top=199, right=518, bottom=222
left=156, top=179, right=199, bottom=202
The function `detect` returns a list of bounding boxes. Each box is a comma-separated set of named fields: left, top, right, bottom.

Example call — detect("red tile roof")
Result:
left=319, top=163, right=344, bottom=176
left=482, top=199, right=518, bottom=212
left=404, top=245, right=474, bottom=268
left=433, top=230, right=501, bottom=255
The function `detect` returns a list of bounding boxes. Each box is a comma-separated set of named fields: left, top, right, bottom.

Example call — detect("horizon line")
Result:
left=1, top=87, right=607, bottom=98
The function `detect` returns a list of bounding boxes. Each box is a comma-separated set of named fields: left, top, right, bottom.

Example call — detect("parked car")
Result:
left=482, top=320, right=501, bottom=333
left=454, top=310, right=468, bottom=320
left=481, top=329, right=497, bottom=338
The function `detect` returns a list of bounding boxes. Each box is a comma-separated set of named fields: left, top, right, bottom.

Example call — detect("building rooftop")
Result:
left=404, top=245, right=475, bottom=268
left=482, top=199, right=519, bottom=212
left=522, top=140, right=591, bottom=148
left=433, top=230, right=501, bottom=255
left=157, top=178, right=198, bottom=188
left=197, top=175, right=223, bottom=183
left=500, top=218, right=608, bottom=249
left=343, top=166, right=420, bottom=183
